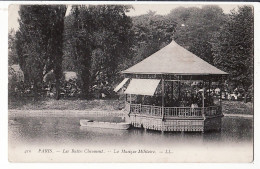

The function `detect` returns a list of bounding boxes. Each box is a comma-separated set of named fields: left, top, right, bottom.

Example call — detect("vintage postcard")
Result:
left=8, top=1, right=254, bottom=163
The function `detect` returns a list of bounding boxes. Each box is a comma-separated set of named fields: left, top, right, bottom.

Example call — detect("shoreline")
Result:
left=223, top=113, right=253, bottom=118
left=8, top=109, right=253, bottom=118
left=8, top=109, right=126, bottom=117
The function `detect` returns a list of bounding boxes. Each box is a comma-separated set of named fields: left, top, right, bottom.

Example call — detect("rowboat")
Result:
left=80, top=119, right=131, bottom=130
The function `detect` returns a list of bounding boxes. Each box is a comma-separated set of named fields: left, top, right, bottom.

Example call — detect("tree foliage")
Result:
left=130, top=11, right=177, bottom=64
left=64, top=5, right=134, bottom=98
left=168, top=5, right=226, bottom=64
left=10, top=5, right=254, bottom=99
left=211, top=6, right=253, bottom=92
left=15, top=5, right=67, bottom=96
left=8, top=29, right=18, bottom=66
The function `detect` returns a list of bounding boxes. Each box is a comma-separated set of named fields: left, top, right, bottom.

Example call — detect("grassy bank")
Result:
left=8, top=97, right=123, bottom=111
left=222, top=100, right=253, bottom=115
left=9, top=97, right=253, bottom=115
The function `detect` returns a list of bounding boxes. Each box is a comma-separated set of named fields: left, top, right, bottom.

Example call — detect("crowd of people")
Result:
left=10, top=79, right=81, bottom=98
left=130, top=90, right=215, bottom=108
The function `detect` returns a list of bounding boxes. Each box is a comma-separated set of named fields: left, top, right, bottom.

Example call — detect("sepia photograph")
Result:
left=8, top=2, right=254, bottom=163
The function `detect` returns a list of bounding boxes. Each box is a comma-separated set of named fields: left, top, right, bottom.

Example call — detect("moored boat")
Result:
left=80, top=119, right=131, bottom=130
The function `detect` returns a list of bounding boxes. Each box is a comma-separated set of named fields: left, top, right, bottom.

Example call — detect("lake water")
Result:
left=8, top=113, right=253, bottom=162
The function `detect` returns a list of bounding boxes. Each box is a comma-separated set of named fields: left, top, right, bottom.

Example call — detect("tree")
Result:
left=130, top=11, right=177, bottom=64
left=15, top=5, right=67, bottom=98
left=48, top=6, right=67, bottom=99
left=8, top=29, right=18, bottom=66
left=211, top=6, right=254, bottom=93
left=168, top=5, right=226, bottom=64
left=64, top=5, right=134, bottom=98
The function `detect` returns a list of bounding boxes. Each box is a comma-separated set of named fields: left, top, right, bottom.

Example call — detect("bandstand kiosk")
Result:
left=114, top=40, right=228, bottom=132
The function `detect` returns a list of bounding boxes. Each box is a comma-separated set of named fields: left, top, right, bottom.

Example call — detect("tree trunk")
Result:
left=55, top=80, right=60, bottom=100
left=244, top=93, right=247, bottom=103
left=80, top=69, right=91, bottom=99
left=81, top=83, right=90, bottom=99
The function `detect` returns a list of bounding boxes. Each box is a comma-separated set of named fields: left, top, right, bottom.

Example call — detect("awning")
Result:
left=124, top=79, right=161, bottom=96
left=114, top=78, right=129, bottom=92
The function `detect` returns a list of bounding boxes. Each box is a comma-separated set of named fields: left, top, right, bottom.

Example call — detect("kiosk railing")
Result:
left=126, top=102, right=222, bottom=118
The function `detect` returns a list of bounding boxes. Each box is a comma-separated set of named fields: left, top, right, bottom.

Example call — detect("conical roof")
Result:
left=122, top=40, right=227, bottom=75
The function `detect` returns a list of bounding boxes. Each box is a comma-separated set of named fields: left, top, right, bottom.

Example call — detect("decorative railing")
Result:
left=130, top=103, right=141, bottom=114
left=204, top=106, right=222, bottom=117
left=125, top=102, right=222, bottom=118
left=141, top=105, right=162, bottom=116
left=164, top=107, right=203, bottom=117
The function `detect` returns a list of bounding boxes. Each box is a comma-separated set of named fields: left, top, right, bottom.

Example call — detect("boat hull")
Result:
left=80, top=119, right=131, bottom=130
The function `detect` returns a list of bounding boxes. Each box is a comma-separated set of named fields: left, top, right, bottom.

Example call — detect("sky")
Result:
left=8, top=3, right=239, bottom=31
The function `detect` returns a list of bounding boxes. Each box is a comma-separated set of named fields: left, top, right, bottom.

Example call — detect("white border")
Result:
left=1, top=1, right=259, bottom=169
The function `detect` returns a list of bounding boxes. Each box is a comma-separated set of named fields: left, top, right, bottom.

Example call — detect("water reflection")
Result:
left=9, top=115, right=253, bottom=148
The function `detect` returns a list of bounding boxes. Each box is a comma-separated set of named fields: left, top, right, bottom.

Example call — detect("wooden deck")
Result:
left=125, top=103, right=223, bottom=132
